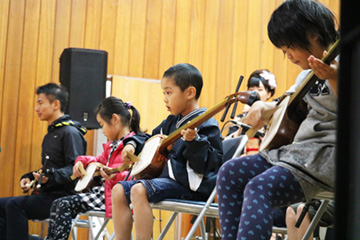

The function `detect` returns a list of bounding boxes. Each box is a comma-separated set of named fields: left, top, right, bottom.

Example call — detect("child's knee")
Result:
left=130, top=183, right=147, bottom=202
left=112, top=184, right=125, bottom=202
left=286, top=206, right=296, bottom=223
left=296, top=203, right=306, bottom=214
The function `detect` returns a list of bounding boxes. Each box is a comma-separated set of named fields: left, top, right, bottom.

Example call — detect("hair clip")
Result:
left=260, top=71, right=277, bottom=90
left=124, top=102, right=132, bottom=109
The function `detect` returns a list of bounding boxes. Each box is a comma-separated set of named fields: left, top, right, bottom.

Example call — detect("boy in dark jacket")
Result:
left=111, top=63, right=223, bottom=239
left=0, top=83, right=87, bottom=240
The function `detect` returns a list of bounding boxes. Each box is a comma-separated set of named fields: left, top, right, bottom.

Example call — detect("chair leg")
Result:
left=199, top=218, right=208, bottom=240
left=88, top=215, right=96, bottom=239
left=40, top=222, right=46, bottom=238
left=71, top=227, right=77, bottom=240
left=157, top=212, right=179, bottom=240
left=71, top=214, right=82, bottom=240
left=94, top=218, right=110, bottom=240
left=302, top=200, right=330, bottom=240
left=184, top=188, right=217, bottom=240
left=109, top=231, right=116, bottom=240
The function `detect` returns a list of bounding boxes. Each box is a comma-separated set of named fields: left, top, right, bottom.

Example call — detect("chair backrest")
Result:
left=222, top=136, right=245, bottom=163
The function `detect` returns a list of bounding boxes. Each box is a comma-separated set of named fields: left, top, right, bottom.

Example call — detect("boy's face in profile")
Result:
left=161, top=77, right=193, bottom=116
left=35, top=93, right=57, bottom=122
left=280, top=46, right=312, bottom=70
left=280, top=36, right=324, bottom=70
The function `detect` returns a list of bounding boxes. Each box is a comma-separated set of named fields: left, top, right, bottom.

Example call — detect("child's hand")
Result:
left=73, top=161, right=85, bottom=179
left=242, top=104, right=251, bottom=114
left=100, top=167, right=116, bottom=180
left=121, top=144, right=136, bottom=164
left=181, top=127, right=198, bottom=142
left=243, top=101, right=277, bottom=130
left=166, top=144, right=173, bottom=152
left=308, top=51, right=338, bottom=81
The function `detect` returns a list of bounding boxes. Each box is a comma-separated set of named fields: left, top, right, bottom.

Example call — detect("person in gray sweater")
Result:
left=216, top=0, right=339, bottom=239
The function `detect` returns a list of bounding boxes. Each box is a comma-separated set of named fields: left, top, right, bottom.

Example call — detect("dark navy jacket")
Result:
left=132, top=108, right=223, bottom=198
left=21, top=115, right=87, bottom=196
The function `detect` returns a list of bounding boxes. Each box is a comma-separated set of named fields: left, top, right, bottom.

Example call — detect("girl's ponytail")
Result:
left=127, top=105, right=141, bottom=134
left=96, top=97, right=142, bottom=134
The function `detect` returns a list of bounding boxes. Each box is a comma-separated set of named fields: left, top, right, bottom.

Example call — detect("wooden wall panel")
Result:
left=128, top=0, right=147, bottom=77
left=245, top=0, right=262, bottom=78
left=143, top=0, right=161, bottom=78
left=174, top=0, right=191, bottom=63
left=158, top=0, right=176, bottom=78
left=51, top=0, right=70, bottom=83
left=201, top=0, right=219, bottom=109
left=13, top=0, right=41, bottom=197
left=259, top=0, right=276, bottom=77
left=69, top=0, right=87, bottom=47
left=0, top=0, right=340, bottom=238
left=84, top=0, right=102, bottom=49
left=112, top=76, right=168, bottom=131
left=114, top=0, right=132, bottom=76
left=231, top=0, right=249, bottom=93
left=1, top=0, right=26, bottom=196
left=189, top=0, right=205, bottom=73
left=216, top=0, right=235, bottom=99
left=99, top=0, right=118, bottom=74
left=37, top=0, right=56, bottom=86
left=0, top=0, right=10, bottom=144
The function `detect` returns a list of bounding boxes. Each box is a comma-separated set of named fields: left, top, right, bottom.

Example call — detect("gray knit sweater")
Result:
left=260, top=70, right=337, bottom=201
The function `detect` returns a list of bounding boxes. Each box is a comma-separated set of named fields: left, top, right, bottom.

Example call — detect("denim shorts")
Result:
left=118, top=177, right=207, bottom=204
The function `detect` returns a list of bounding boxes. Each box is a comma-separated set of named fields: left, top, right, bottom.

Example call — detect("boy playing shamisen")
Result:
left=112, top=63, right=223, bottom=240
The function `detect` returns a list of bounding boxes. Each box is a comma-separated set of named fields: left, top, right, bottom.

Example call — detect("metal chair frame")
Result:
left=71, top=210, right=114, bottom=240
left=150, top=136, right=248, bottom=240
left=302, top=191, right=334, bottom=240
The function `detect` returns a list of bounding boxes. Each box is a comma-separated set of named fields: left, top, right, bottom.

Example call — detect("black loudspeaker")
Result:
left=59, top=48, right=108, bottom=129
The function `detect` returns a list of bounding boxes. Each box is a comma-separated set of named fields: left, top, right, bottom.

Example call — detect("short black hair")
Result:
left=36, top=83, right=68, bottom=113
left=268, top=0, right=339, bottom=50
left=163, top=63, right=203, bottom=99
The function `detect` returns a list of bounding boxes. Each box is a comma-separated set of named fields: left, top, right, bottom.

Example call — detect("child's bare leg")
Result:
left=131, top=183, right=153, bottom=240
left=112, top=184, right=133, bottom=240
left=286, top=206, right=297, bottom=240
left=296, top=204, right=313, bottom=240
